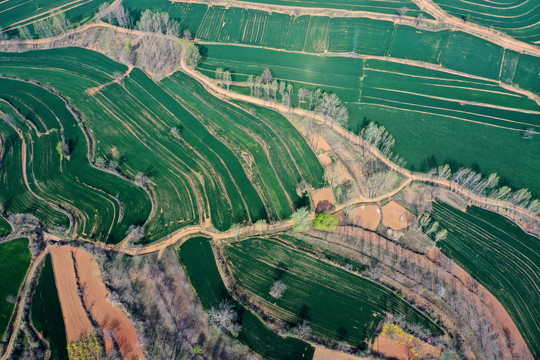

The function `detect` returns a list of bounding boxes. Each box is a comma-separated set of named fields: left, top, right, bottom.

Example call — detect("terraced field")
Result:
left=222, top=237, right=442, bottom=346
left=0, top=48, right=322, bottom=242
left=432, top=0, right=540, bottom=44
left=31, top=254, right=69, bottom=360
left=0, top=77, right=152, bottom=243
left=0, top=0, right=107, bottom=31
left=431, top=202, right=540, bottom=359
left=179, top=236, right=315, bottom=360
left=198, top=44, right=540, bottom=195
left=0, top=238, right=31, bottom=339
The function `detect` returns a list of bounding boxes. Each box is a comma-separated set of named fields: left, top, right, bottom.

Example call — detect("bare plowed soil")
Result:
left=349, top=204, right=381, bottom=230
left=50, top=246, right=93, bottom=343
left=72, top=248, right=145, bottom=360
left=381, top=201, right=414, bottom=230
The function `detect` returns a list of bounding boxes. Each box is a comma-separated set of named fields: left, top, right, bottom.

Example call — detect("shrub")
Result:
left=313, top=213, right=338, bottom=230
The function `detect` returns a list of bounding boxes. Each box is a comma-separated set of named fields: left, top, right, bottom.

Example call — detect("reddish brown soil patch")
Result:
left=318, top=152, right=332, bottom=166
left=72, top=248, right=145, bottom=360
left=312, top=134, right=331, bottom=152
left=373, top=335, right=411, bottom=360
left=373, top=324, right=440, bottom=359
left=50, top=246, right=93, bottom=343
left=312, top=187, right=336, bottom=212
left=382, top=201, right=414, bottom=230
left=349, top=204, right=381, bottom=230
left=313, top=345, right=374, bottom=360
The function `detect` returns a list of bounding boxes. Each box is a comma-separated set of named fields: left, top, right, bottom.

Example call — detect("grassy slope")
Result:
left=179, top=236, right=315, bottom=360
left=31, top=253, right=69, bottom=360
left=431, top=0, right=540, bottom=43
left=0, top=216, right=12, bottom=236
left=0, top=77, right=152, bottom=243
left=223, top=237, right=442, bottom=347
left=197, top=44, right=540, bottom=196
left=432, top=202, right=540, bottom=359
left=0, top=0, right=107, bottom=31
left=0, top=238, right=31, bottom=339
left=0, top=47, right=322, bottom=242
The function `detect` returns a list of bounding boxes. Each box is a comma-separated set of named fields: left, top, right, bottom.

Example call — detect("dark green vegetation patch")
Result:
left=179, top=236, right=315, bottom=360
left=0, top=216, right=11, bottom=236
left=31, top=253, right=69, bottom=360
left=432, top=202, right=540, bottom=359
left=0, top=238, right=31, bottom=339
left=223, top=237, right=442, bottom=346
left=198, top=44, right=540, bottom=195
left=0, top=47, right=323, bottom=243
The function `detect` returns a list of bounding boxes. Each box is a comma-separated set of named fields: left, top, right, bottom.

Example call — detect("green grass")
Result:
left=31, top=253, right=69, bottom=360
left=0, top=216, right=11, bottom=236
left=0, top=238, right=32, bottom=339
left=0, top=0, right=107, bottom=32
left=0, top=77, right=152, bottom=243
left=0, top=47, right=323, bottom=242
left=431, top=202, right=540, bottom=359
left=223, top=237, right=442, bottom=346
left=432, top=0, right=540, bottom=44
left=179, top=236, right=315, bottom=360
left=197, top=44, right=540, bottom=196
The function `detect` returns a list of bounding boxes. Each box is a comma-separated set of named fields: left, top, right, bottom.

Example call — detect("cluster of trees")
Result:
left=34, top=12, right=70, bottom=38
left=215, top=68, right=232, bottom=90
left=95, top=247, right=255, bottom=359
left=244, top=68, right=349, bottom=127
left=416, top=212, right=448, bottom=243
left=208, top=299, right=242, bottom=336
left=360, top=121, right=406, bottom=167
left=427, top=164, right=540, bottom=214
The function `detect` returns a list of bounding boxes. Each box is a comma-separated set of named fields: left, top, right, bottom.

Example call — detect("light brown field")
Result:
left=312, top=187, right=336, bottom=212
left=313, top=345, right=375, bottom=360
left=382, top=201, right=414, bottom=230
left=349, top=204, right=381, bottom=230
left=73, top=248, right=145, bottom=360
left=50, top=246, right=93, bottom=343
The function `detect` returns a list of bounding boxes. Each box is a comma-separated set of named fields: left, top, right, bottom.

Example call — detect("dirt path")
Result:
left=172, top=0, right=540, bottom=57
left=410, top=0, right=540, bottom=57
left=172, top=0, right=437, bottom=28
left=0, top=246, right=50, bottom=360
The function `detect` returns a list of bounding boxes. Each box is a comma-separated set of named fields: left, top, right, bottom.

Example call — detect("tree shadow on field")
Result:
left=274, top=262, right=288, bottom=281
left=198, top=45, right=208, bottom=60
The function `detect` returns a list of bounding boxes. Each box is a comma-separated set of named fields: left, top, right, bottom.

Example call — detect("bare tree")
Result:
left=291, top=320, right=311, bottom=339
left=291, top=207, right=311, bottom=232
left=424, top=221, right=439, bottom=236
left=398, top=7, right=409, bottom=19
left=223, top=70, right=232, bottom=91
left=521, top=128, right=534, bottom=139
left=134, top=172, right=149, bottom=186
left=269, top=280, right=287, bottom=299
left=434, top=229, right=448, bottom=242
left=18, top=26, right=32, bottom=40
left=183, top=29, right=192, bottom=40
left=247, top=75, right=255, bottom=96
left=208, top=299, right=242, bottom=335
left=298, top=87, right=309, bottom=107
left=261, top=67, right=273, bottom=84
left=416, top=13, right=425, bottom=26
left=126, top=225, right=145, bottom=242
left=215, top=67, right=224, bottom=87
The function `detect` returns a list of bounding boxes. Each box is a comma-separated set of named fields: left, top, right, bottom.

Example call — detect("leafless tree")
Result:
left=18, top=26, right=32, bottom=40
left=398, top=7, right=409, bottom=19
left=291, top=207, right=311, bottom=231
left=416, top=13, right=425, bottom=26
left=247, top=75, right=254, bottom=96
left=208, top=299, right=241, bottom=334
left=290, top=320, right=311, bottom=339
left=183, top=29, right=192, bottom=40
left=297, top=87, right=309, bottom=107
left=434, top=229, right=448, bottom=242
left=261, top=67, right=273, bottom=84
left=269, top=280, right=287, bottom=299
left=134, top=172, right=149, bottom=186
left=126, top=224, right=145, bottom=242
left=223, top=70, right=232, bottom=91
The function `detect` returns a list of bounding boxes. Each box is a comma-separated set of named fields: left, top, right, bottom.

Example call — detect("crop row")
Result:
left=222, top=237, right=443, bottom=345
left=431, top=202, right=540, bottom=359
left=196, top=44, right=540, bottom=196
